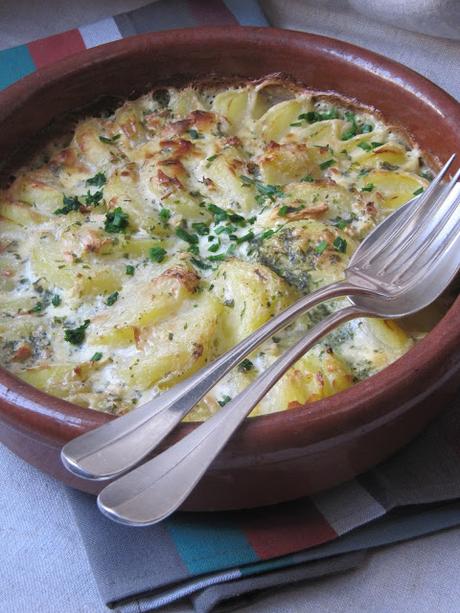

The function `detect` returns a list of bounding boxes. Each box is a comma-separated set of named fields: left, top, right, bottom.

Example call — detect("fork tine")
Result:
left=379, top=169, right=460, bottom=275
left=394, top=189, right=460, bottom=284
left=355, top=154, right=456, bottom=267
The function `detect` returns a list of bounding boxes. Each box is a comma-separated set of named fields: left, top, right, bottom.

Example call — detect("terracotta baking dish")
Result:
left=0, top=27, right=459, bottom=511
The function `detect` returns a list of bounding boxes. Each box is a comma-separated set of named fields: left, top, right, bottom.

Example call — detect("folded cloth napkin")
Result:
left=68, top=398, right=460, bottom=612
left=1, top=1, right=460, bottom=612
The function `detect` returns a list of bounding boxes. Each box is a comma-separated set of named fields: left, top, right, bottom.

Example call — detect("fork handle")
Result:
left=61, top=281, right=365, bottom=481
left=97, top=304, right=365, bottom=525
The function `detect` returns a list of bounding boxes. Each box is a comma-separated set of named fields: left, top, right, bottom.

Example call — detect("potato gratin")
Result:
left=0, top=77, right=437, bottom=418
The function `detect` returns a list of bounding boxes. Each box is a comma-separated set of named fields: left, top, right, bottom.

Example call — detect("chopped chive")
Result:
left=301, top=175, right=314, bottom=183
left=90, top=352, right=103, bottom=362
left=106, top=291, right=119, bottom=306
left=236, top=231, right=255, bottom=244
left=149, top=247, right=167, bottom=262
left=413, top=187, right=424, bottom=196
left=191, top=257, right=212, bottom=270
left=208, top=239, right=221, bottom=252
left=191, top=222, right=209, bottom=236
left=361, top=183, right=375, bottom=192
left=99, top=134, right=120, bottom=144
left=175, top=227, right=198, bottom=244
left=319, top=159, right=335, bottom=170
left=51, top=294, right=61, bottom=307
left=208, top=254, right=226, bottom=262
left=207, top=203, right=228, bottom=222
left=125, top=265, right=135, bottom=276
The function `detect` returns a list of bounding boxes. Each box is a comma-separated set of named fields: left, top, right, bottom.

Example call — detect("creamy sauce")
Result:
left=0, top=77, right=436, bottom=417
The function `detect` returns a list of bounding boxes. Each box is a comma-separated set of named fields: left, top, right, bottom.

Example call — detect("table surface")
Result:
left=1, top=2, right=460, bottom=611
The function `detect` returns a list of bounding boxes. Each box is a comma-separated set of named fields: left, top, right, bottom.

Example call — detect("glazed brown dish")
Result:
left=0, top=27, right=459, bottom=511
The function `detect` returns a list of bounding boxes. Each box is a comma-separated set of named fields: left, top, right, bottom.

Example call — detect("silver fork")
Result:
left=61, top=155, right=459, bottom=486
left=94, top=161, right=460, bottom=526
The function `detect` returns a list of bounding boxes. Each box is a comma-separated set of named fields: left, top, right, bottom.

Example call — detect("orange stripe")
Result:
left=241, top=499, right=337, bottom=560
left=28, top=29, right=86, bottom=69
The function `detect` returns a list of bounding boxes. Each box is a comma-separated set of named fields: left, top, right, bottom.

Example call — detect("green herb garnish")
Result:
left=361, top=183, right=375, bottom=192
left=238, top=358, right=254, bottom=373
left=64, top=320, right=90, bottom=345
left=159, top=207, right=171, bottom=223
left=54, top=195, right=81, bottom=215
left=104, top=207, right=129, bottom=233
left=86, top=172, right=106, bottom=187
left=301, top=175, right=314, bottom=183
left=333, top=236, right=347, bottom=253
left=191, top=222, right=209, bottom=236
left=149, top=247, right=167, bottom=262
left=413, top=187, right=424, bottom=196
left=125, top=265, right=135, bottom=276
left=207, top=203, right=228, bottom=222
left=90, top=352, right=103, bottom=362
left=99, top=134, right=121, bottom=144
left=175, top=227, right=198, bottom=245
left=106, top=291, right=119, bottom=306
left=218, top=395, right=232, bottom=407
left=315, top=240, right=328, bottom=255
left=319, top=159, right=335, bottom=170
left=51, top=295, right=61, bottom=307
left=191, top=257, right=212, bottom=270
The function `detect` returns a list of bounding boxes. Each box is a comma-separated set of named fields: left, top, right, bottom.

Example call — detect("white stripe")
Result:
left=312, top=479, right=386, bottom=535
left=79, top=17, right=122, bottom=49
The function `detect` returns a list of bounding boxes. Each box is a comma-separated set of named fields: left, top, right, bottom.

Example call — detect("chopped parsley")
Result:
left=51, top=294, right=61, bottom=307
left=333, top=236, right=347, bottom=253
left=125, top=264, right=135, bottom=276
left=315, top=240, right=328, bottom=255
left=83, top=190, right=103, bottom=206
left=99, top=134, right=121, bottom=144
left=54, top=195, right=81, bottom=215
left=149, top=247, right=167, bottom=262
left=64, top=320, right=90, bottom=345
left=106, top=291, right=119, bottom=306
left=238, top=358, right=254, bottom=372
left=90, top=352, right=103, bottom=362
left=86, top=172, right=106, bottom=187
left=104, top=207, right=129, bottom=233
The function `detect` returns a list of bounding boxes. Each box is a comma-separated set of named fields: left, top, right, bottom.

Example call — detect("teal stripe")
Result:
left=167, top=514, right=259, bottom=575
left=0, top=45, right=36, bottom=90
